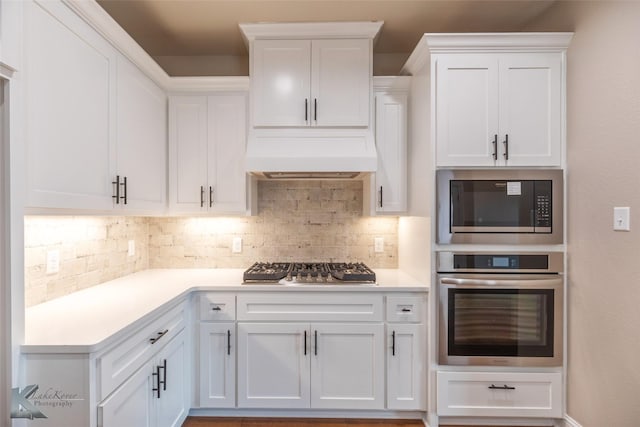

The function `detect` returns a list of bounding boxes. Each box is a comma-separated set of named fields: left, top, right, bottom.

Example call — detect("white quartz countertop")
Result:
left=23, top=268, right=428, bottom=353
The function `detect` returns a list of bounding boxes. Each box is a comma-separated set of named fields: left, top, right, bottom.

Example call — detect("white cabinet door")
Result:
left=169, top=94, right=247, bottom=214
left=498, top=53, right=562, bottom=166
left=252, top=39, right=311, bottom=127
left=99, top=360, right=154, bottom=427
left=169, top=96, right=208, bottom=212
left=156, top=332, right=189, bottom=427
left=435, top=54, right=499, bottom=167
left=237, top=322, right=311, bottom=408
left=310, top=323, right=384, bottom=410
left=311, top=39, right=370, bottom=127
left=25, top=0, right=117, bottom=210
left=207, top=94, right=247, bottom=214
left=374, top=91, right=407, bottom=213
left=199, top=323, right=236, bottom=408
left=387, top=324, right=426, bottom=410
left=116, top=56, right=167, bottom=212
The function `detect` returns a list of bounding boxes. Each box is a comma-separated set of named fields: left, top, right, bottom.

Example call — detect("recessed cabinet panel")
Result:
left=252, top=39, right=311, bottom=127
left=26, top=0, right=117, bottom=209
left=310, top=323, right=384, bottom=409
left=99, top=361, right=154, bottom=427
left=311, top=39, right=370, bottom=127
left=499, top=54, right=562, bottom=166
left=435, top=55, right=499, bottom=167
left=169, top=96, right=208, bottom=211
left=375, top=91, right=407, bottom=213
left=207, top=95, right=247, bottom=213
left=387, top=324, right=426, bottom=410
left=237, top=323, right=311, bottom=408
left=199, top=323, right=236, bottom=408
left=116, top=57, right=167, bottom=212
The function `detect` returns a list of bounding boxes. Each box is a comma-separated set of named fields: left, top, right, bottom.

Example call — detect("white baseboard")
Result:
left=564, top=414, right=583, bottom=427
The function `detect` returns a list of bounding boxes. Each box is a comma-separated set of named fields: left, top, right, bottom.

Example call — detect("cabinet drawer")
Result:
left=98, top=301, right=186, bottom=400
left=199, top=293, right=236, bottom=321
left=437, top=371, right=562, bottom=418
left=386, top=296, right=425, bottom=323
left=237, top=293, right=383, bottom=322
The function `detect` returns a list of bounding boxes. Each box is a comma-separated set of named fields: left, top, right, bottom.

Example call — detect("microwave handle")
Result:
left=440, top=277, right=561, bottom=287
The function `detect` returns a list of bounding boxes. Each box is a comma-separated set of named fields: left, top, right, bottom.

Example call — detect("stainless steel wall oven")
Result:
left=437, top=252, right=563, bottom=367
left=436, top=169, right=563, bottom=244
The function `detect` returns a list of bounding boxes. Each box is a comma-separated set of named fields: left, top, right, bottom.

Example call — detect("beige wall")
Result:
left=528, top=2, right=640, bottom=426
left=25, top=181, right=398, bottom=306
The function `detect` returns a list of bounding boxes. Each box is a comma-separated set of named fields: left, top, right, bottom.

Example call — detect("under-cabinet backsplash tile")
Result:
left=24, top=216, right=149, bottom=307
left=149, top=180, right=398, bottom=269
left=24, top=181, right=398, bottom=306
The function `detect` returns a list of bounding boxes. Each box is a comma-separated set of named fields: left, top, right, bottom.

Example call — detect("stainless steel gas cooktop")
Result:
left=242, top=262, right=376, bottom=285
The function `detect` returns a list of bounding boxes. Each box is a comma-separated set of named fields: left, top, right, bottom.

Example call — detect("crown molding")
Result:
left=424, top=32, right=574, bottom=53
left=400, top=35, right=430, bottom=76
left=62, top=0, right=171, bottom=88
left=0, top=62, right=15, bottom=80
left=373, top=76, right=411, bottom=91
left=166, top=76, right=250, bottom=93
left=239, top=21, right=384, bottom=48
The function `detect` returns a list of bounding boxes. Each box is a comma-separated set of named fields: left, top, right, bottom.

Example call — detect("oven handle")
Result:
left=440, top=277, right=562, bottom=287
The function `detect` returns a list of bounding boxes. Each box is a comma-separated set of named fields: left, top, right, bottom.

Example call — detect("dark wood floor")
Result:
left=182, top=417, right=424, bottom=427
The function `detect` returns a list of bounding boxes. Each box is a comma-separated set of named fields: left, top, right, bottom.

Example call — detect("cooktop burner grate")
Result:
left=242, top=262, right=376, bottom=284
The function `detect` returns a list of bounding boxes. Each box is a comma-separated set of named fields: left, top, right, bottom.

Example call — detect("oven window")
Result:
left=448, top=289, right=554, bottom=357
left=450, top=180, right=536, bottom=228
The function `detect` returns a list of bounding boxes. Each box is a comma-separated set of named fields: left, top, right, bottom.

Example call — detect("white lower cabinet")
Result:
left=237, top=322, right=384, bottom=410
left=386, top=323, right=426, bottom=410
left=99, top=329, right=188, bottom=427
left=437, top=371, right=562, bottom=418
left=199, top=323, right=236, bottom=408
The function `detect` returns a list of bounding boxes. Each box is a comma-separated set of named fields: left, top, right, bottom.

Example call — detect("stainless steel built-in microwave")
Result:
left=437, top=169, right=563, bottom=244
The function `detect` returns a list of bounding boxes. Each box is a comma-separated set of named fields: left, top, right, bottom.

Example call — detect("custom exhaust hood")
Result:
left=245, top=129, right=378, bottom=179
left=240, top=21, right=383, bottom=180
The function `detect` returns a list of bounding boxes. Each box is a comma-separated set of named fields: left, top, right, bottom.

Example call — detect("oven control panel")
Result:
left=437, top=252, right=564, bottom=274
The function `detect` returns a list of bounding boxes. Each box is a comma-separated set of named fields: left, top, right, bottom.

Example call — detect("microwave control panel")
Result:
left=535, top=194, right=551, bottom=227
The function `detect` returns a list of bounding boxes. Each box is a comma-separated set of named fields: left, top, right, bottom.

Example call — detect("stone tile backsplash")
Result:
left=149, top=180, right=398, bottom=268
left=24, top=181, right=398, bottom=307
left=24, top=216, right=149, bottom=307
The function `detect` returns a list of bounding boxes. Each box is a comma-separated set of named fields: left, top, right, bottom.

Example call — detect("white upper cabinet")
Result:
left=115, top=57, right=167, bottom=212
left=430, top=33, right=571, bottom=168
left=25, top=0, right=117, bottom=211
left=252, top=39, right=311, bottom=127
left=311, top=39, right=370, bottom=126
left=24, top=1, right=168, bottom=213
left=169, top=93, right=248, bottom=215
left=243, top=22, right=381, bottom=129
left=374, top=88, right=408, bottom=213
left=252, top=38, right=370, bottom=127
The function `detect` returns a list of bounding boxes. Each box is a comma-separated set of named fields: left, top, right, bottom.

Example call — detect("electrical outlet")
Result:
left=613, top=207, right=631, bottom=231
left=46, top=250, right=60, bottom=274
left=374, top=237, right=384, bottom=253
left=127, top=240, right=135, bottom=256
left=232, top=237, right=242, bottom=253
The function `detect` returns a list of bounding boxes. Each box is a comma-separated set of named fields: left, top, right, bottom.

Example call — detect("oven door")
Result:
left=438, top=274, right=563, bottom=367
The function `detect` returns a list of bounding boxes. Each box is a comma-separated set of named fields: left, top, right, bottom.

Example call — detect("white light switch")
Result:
left=46, top=250, right=60, bottom=274
left=613, top=207, right=631, bottom=231
left=374, top=237, right=384, bottom=253
left=232, top=237, right=242, bottom=253
left=127, top=240, right=135, bottom=256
